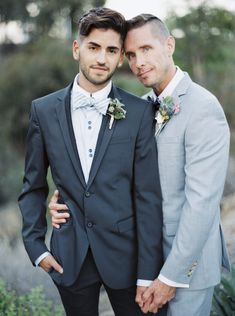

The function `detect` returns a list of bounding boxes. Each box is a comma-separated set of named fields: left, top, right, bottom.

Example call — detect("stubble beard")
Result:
left=81, top=65, right=115, bottom=87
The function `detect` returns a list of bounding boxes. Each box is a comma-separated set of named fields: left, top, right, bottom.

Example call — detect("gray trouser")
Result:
left=167, top=286, right=214, bottom=316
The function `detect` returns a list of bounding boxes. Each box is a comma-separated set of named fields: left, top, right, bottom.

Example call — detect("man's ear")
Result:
left=166, top=36, right=175, bottom=57
left=73, top=40, right=80, bottom=61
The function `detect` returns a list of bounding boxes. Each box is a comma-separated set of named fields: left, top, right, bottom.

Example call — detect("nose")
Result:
left=96, top=50, right=106, bottom=64
left=135, top=54, right=145, bottom=68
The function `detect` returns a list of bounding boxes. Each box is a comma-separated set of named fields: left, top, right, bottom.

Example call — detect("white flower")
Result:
left=155, top=112, right=165, bottom=124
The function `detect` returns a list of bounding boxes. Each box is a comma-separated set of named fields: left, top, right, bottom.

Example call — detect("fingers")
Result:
left=49, top=209, right=70, bottom=229
left=50, top=210, right=70, bottom=221
left=51, top=257, right=63, bottom=274
left=48, top=201, right=69, bottom=213
left=50, top=189, right=60, bottom=203
left=52, top=222, right=61, bottom=229
left=141, top=295, right=154, bottom=314
left=48, top=190, right=69, bottom=228
left=49, top=202, right=69, bottom=212
left=147, top=289, right=175, bottom=313
left=142, top=286, right=155, bottom=303
left=148, top=295, right=163, bottom=313
left=141, top=279, right=176, bottom=313
left=136, top=286, right=146, bottom=308
left=39, top=255, right=63, bottom=274
left=49, top=190, right=69, bottom=211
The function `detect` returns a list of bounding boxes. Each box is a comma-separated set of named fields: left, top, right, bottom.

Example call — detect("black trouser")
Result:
left=56, top=250, right=167, bottom=316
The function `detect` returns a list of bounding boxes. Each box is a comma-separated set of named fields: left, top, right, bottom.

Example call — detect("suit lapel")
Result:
left=155, top=73, right=192, bottom=137
left=86, top=85, right=121, bottom=189
left=174, top=72, right=192, bottom=100
left=55, top=84, right=86, bottom=188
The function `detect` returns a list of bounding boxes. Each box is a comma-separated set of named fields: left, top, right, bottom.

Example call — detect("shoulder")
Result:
left=183, top=82, right=229, bottom=135
left=115, top=87, right=148, bottom=106
left=115, top=87, right=154, bottom=115
left=185, top=81, right=225, bottom=117
left=188, top=81, right=219, bottom=107
left=32, top=84, right=71, bottom=108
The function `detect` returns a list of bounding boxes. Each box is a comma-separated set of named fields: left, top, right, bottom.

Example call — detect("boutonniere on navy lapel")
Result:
left=155, top=96, right=180, bottom=137
left=106, top=98, right=126, bottom=129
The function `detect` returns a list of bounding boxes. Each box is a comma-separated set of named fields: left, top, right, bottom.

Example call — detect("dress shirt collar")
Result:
left=150, top=66, right=184, bottom=101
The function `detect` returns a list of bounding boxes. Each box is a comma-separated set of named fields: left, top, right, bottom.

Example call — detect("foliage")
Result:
left=0, top=0, right=29, bottom=23
left=0, top=279, right=64, bottom=316
left=0, top=0, right=105, bottom=39
left=167, top=4, right=235, bottom=127
left=211, top=265, right=235, bottom=316
left=0, top=143, right=23, bottom=204
left=0, top=36, right=76, bottom=204
left=0, top=36, right=76, bottom=151
left=0, top=3, right=235, bottom=205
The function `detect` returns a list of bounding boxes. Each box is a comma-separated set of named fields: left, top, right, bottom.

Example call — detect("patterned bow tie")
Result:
left=147, top=95, right=161, bottom=111
left=73, top=92, right=110, bottom=115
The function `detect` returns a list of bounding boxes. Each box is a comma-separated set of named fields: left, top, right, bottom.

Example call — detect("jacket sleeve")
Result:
left=18, top=101, right=50, bottom=264
left=160, top=96, right=230, bottom=284
left=134, top=102, right=163, bottom=280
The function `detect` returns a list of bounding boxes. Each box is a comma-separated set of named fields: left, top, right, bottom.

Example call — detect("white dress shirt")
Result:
left=147, top=66, right=185, bottom=102
left=71, top=75, right=112, bottom=183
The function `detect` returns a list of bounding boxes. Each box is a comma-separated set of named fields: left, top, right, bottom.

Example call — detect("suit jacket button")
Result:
left=87, top=222, right=93, bottom=228
left=85, top=191, right=90, bottom=197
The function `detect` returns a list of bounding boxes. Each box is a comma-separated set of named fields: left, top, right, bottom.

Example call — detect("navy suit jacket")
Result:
left=18, top=83, right=163, bottom=288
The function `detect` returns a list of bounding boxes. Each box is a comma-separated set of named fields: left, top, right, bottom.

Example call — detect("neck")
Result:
left=153, top=64, right=176, bottom=96
left=78, top=74, right=110, bottom=94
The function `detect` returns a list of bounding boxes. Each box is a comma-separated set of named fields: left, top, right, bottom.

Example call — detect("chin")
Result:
left=141, top=79, right=153, bottom=88
left=91, top=77, right=109, bottom=86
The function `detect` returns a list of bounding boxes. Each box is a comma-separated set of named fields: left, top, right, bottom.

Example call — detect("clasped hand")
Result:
left=136, top=279, right=176, bottom=314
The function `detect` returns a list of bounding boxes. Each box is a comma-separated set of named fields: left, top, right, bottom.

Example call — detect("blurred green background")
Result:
left=0, top=0, right=235, bottom=314
left=0, top=0, right=235, bottom=204
left=1, top=0, right=235, bottom=204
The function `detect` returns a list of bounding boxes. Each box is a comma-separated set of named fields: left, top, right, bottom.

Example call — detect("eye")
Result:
left=89, top=46, right=97, bottom=51
left=126, top=52, right=135, bottom=60
left=108, top=48, right=118, bottom=54
left=143, top=47, right=150, bottom=53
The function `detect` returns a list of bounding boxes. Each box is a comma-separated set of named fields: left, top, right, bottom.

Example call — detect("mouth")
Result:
left=137, top=69, right=152, bottom=79
left=91, top=66, right=109, bottom=72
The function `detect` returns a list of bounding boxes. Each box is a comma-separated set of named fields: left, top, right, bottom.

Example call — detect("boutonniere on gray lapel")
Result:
left=155, top=96, right=180, bottom=137
left=106, top=98, right=126, bottom=129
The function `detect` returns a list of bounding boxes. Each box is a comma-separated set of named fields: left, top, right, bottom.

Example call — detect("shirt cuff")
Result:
left=35, top=251, right=51, bottom=266
left=158, top=274, right=189, bottom=288
left=137, top=279, right=153, bottom=287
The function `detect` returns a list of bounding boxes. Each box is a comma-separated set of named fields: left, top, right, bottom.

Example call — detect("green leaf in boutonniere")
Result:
left=155, top=96, right=180, bottom=136
left=106, top=98, right=126, bottom=129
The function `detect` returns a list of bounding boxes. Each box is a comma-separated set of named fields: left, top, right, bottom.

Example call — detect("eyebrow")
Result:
left=140, top=44, right=151, bottom=48
left=88, top=41, right=100, bottom=47
left=125, top=44, right=152, bottom=53
left=88, top=41, right=120, bottom=50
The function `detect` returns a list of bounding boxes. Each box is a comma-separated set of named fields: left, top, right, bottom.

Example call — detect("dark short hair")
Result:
left=126, top=14, right=170, bottom=39
left=78, top=8, right=127, bottom=43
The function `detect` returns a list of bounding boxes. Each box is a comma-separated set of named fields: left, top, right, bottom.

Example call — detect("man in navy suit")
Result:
left=18, top=8, right=164, bottom=316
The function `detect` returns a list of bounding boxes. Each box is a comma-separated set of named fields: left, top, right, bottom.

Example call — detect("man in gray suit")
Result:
left=50, top=12, right=230, bottom=316
left=124, top=14, right=230, bottom=316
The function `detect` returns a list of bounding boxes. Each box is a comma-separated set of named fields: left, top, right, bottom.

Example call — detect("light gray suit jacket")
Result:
left=144, top=73, right=230, bottom=290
